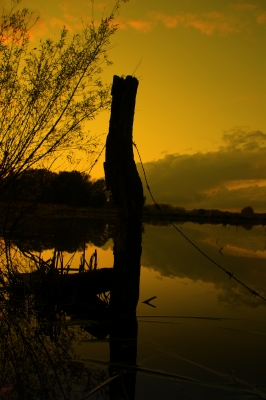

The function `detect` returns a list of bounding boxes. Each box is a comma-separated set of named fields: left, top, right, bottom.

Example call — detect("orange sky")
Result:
left=2, top=0, right=266, bottom=211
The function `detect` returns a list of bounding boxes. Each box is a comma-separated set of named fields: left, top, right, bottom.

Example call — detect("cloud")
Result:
left=231, top=4, right=258, bottom=11
left=56, top=1, right=109, bottom=30
left=0, top=14, right=49, bottom=44
left=125, top=6, right=260, bottom=36
left=149, top=10, right=242, bottom=35
left=28, top=20, right=49, bottom=42
left=50, top=17, right=74, bottom=32
left=149, top=12, right=186, bottom=29
left=138, top=129, right=266, bottom=212
left=221, top=129, right=266, bottom=151
left=202, top=186, right=266, bottom=211
left=257, top=12, right=266, bottom=25
left=126, top=20, right=154, bottom=33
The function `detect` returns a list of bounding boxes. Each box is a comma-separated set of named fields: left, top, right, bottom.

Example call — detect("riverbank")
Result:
left=1, top=202, right=266, bottom=230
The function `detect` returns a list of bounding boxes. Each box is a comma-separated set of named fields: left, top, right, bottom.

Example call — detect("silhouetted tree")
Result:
left=52, top=170, right=88, bottom=205
left=198, top=208, right=206, bottom=216
left=241, top=206, right=254, bottom=217
left=0, top=0, right=128, bottom=193
left=1, top=167, right=111, bottom=208
left=89, top=178, right=108, bottom=207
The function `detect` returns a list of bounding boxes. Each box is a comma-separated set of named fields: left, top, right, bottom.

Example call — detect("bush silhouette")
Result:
left=241, top=206, right=254, bottom=217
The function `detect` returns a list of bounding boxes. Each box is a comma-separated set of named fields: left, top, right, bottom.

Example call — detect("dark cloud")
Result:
left=201, top=185, right=266, bottom=210
left=222, top=128, right=266, bottom=151
left=138, top=129, right=266, bottom=211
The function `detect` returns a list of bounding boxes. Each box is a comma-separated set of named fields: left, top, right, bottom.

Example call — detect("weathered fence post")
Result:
left=105, top=74, right=143, bottom=400
left=104, top=75, right=144, bottom=316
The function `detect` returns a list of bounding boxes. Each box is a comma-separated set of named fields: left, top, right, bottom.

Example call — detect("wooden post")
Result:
left=104, top=75, right=144, bottom=315
left=105, top=74, right=142, bottom=400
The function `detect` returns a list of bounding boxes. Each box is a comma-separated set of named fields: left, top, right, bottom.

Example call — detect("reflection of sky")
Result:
left=137, top=224, right=266, bottom=392
left=39, top=242, right=114, bottom=271
left=10, top=222, right=266, bottom=394
left=36, top=222, right=266, bottom=311
left=141, top=223, right=266, bottom=310
left=137, top=266, right=266, bottom=393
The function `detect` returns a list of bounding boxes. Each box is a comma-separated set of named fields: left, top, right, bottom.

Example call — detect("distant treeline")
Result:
left=3, top=168, right=110, bottom=207
left=143, top=203, right=266, bottom=227
left=144, top=203, right=256, bottom=217
left=3, top=169, right=266, bottom=226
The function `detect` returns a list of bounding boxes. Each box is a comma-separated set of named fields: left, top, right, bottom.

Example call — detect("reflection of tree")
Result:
left=0, top=304, right=109, bottom=399
left=0, top=242, right=112, bottom=399
left=0, top=236, right=138, bottom=399
left=7, top=217, right=116, bottom=253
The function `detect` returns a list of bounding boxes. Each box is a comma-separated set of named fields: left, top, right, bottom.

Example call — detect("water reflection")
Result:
left=3, top=218, right=266, bottom=312
left=141, top=223, right=266, bottom=309
left=1, top=219, right=266, bottom=398
left=0, top=294, right=110, bottom=399
left=0, top=241, right=138, bottom=399
left=109, top=316, right=138, bottom=400
left=8, top=216, right=116, bottom=253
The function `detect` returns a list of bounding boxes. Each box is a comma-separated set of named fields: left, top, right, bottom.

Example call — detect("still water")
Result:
left=1, top=221, right=266, bottom=399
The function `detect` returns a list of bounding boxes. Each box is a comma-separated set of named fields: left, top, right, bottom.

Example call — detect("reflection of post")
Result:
left=104, top=75, right=144, bottom=313
left=104, top=75, right=144, bottom=399
left=108, top=317, right=138, bottom=400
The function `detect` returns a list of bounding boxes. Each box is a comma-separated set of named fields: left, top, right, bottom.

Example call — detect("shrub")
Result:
left=241, top=206, right=254, bottom=217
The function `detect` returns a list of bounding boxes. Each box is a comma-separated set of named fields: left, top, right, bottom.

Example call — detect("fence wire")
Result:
left=133, top=141, right=266, bottom=303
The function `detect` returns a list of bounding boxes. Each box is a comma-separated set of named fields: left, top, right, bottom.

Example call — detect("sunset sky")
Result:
left=3, top=0, right=266, bottom=211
